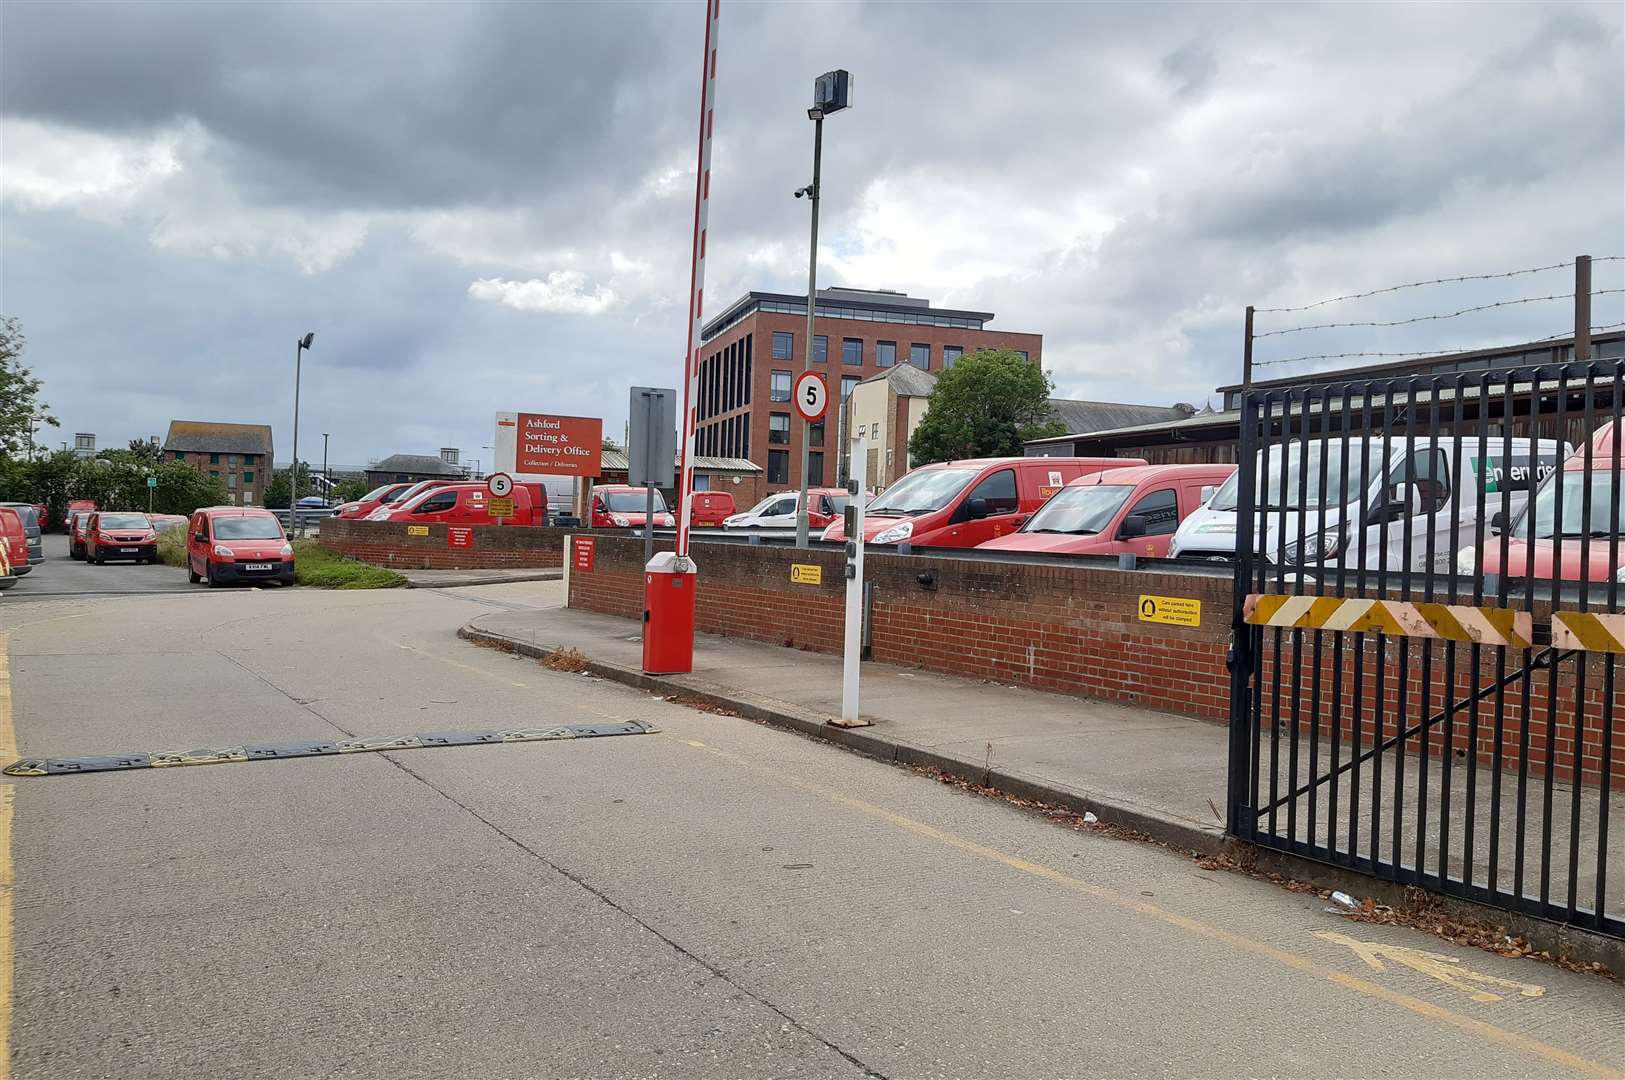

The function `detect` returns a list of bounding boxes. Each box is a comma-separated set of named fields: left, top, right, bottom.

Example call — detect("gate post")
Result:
left=1226, top=390, right=1261, bottom=837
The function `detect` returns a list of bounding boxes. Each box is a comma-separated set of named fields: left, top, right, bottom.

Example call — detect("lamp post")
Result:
left=291, top=332, right=314, bottom=533
left=321, top=433, right=330, bottom=505
left=794, top=70, right=851, bottom=548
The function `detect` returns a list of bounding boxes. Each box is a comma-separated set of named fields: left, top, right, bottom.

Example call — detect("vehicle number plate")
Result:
left=120, top=547, right=139, bottom=553
left=242, top=563, right=274, bottom=571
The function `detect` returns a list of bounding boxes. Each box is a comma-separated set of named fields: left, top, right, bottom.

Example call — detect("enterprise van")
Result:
left=822, top=456, right=1144, bottom=548
left=1169, top=436, right=1568, bottom=573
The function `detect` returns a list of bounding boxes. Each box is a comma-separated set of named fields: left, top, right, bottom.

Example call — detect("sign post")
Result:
left=486, top=472, right=514, bottom=526
left=146, top=474, right=157, bottom=514
left=835, top=433, right=869, bottom=727
left=629, top=387, right=677, bottom=569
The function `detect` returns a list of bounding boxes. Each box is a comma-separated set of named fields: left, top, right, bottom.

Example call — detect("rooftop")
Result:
left=1045, top=399, right=1197, bottom=436
left=858, top=364, right=938, bottom=397
left=701, top=287, right=998, bottom=342
left=162, top=420, right=273, bottom=456
left=599, top=450, right=759, bottom=473
left=368, top=453, right=466, bottom=476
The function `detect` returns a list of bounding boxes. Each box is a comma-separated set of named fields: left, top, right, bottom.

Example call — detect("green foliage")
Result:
left=155, top=524, right=188, bottom=567
left=264, top=462, right=313, bottom=509
left=0, top=450, right=228, bottom=522
left=292, top=541, right=406, bottom=588
left=907, top=350, right=1065, bottom=465
left=332, top=476, right=373, bottom=504
left=0, top=317, right=59, bottom=462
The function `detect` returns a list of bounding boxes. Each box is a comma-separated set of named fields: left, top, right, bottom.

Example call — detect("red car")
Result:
left=331, top=482, right=416, bottom=520
left=68, top=511, right=94, bottom=560
left=187, top=507, right=295, bottom=587
left=979, top=464, right=1237, bottom=559
left=588, top=485, right=675, bottom=529
left=689, top=490, right=736, bottom=528
left=0, top=507, right=26, bottom=590
left=85, top=511, right=159, bottom=564
left=374, top=482, right=543, bottom=526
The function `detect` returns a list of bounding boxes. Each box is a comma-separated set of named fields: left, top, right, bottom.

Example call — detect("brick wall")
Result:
left=566, top=533, right=1625, bottom=785
left=321, top=519, right=568, bottom=569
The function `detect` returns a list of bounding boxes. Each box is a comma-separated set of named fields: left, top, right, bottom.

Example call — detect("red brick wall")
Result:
left=566, top=533, right=1625, bottom=785
left=321, top=519, right=567, bottom=569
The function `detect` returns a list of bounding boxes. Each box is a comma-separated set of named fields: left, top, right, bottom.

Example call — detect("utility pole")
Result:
left=321, top=433, right=330, bottom=504
left=1242, top=305, right=1255, bottom=388
left=1574, top=254, right=1592, bottom=363
left=291, top=332, right=314, bottom=532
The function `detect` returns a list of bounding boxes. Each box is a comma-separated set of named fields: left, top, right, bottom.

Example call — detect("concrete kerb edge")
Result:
left=458, top=618, right=1625, bottom=976
left=405, top=570, right=563, bottom=589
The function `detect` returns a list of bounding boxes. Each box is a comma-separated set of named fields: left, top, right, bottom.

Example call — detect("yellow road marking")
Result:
left=674, top=736, right=1620, bottom=1080
left=1315, top=930, right=1545, bottom=1003
left=0, top=632, right=14, bottom=1080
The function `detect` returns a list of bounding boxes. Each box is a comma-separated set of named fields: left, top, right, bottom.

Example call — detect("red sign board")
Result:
left=517, top=413, right=602, bottom=477
left=447, top=526, right=474, bottom=549
left=573, top=536, right=596, bottom=572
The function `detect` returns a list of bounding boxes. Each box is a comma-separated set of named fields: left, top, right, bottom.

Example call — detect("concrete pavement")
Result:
left=1, top=581, right=1620, bottom=1078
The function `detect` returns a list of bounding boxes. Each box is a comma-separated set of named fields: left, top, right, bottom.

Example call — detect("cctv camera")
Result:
left=794, top=188, right=805, bottom=199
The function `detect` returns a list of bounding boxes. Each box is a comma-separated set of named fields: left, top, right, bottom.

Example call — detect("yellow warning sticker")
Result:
left=487, top=497, right=515, bottom=518
left=406, top=525, right=429, bottom=537
left=1139, top=594, right=1201, bottom=627
left=790, top=563, right=823, bottom=585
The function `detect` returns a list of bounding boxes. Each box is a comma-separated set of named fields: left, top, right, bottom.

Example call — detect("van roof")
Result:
left=1066, top=462, right=1238, bottom=487
left=924, top=456, right=1135, bottom=470
left=198, top=506, right=277, bottom=515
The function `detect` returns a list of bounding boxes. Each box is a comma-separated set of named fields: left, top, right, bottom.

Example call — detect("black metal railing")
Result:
left=1226, top=359, right=1623, bottom=938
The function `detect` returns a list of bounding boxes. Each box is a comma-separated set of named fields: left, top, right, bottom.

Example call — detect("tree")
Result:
left=264, top=462, right=314, bottom=509
left=907, top=350, right=1066, bottom=465
left=0, top=317, right=58, bottom=463
left=332, top=476, right=373, bottom=504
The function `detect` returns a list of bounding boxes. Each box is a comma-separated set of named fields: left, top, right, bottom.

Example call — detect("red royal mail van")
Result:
left=978, top=463, right=1237, bottom=558
left=0, top=507, right=26, bottom=590
left=85, top=511, right=160, bottom=564
left=588, top=485, right=675, bottom=529
left=332, top=482, right=415, bottom=520
left=378, top=482, right=542, bottom=526
left=822, top=456, right=1146, bottom=548
left=187, top=507, right=294, bottom=587
left=689, top=491, right=736, bottom=528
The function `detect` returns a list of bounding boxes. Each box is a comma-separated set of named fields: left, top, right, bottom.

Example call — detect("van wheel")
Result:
left=205, top=564, right=221, bottom=588
left=188, top=564, right=201, bottom=584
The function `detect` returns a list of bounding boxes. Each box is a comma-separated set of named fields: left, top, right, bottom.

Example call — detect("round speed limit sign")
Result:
left=793, top=371, right=829, bottom=422
left=486, top=472, right=514, bottom=498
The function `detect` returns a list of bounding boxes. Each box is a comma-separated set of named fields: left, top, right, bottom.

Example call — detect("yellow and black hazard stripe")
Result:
left=1550, top=611, right=1625, bottom=654
left=2, top=719, right=658, bottom=777
left=1245, top=594, right=1533, bottom=649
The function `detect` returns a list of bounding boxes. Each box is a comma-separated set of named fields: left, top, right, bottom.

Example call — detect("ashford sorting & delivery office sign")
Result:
left=495, top=412, right=603, bottom=477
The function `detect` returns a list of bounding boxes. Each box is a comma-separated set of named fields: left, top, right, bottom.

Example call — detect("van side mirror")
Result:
left=1118, top=514, right=1148, bottom=539
left=193, top=532, right=207, bottom=543
left=966, top=498, right=990, bottom=520
left=1489, top=510, right=1506, bottom=532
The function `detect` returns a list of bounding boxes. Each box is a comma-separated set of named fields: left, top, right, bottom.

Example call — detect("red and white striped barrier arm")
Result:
left=674, top=0, right=719, bottom=564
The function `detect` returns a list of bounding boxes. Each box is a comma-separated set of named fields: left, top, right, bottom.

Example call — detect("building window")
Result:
left=228, top=454, right=238, bottom=467
left=243, top=491, right=254, bottom=504
left=813, top=335, right=828, bottom=363
left=772, top=331, right=793, bottom=359
left=768, top=450, right=790, bottom=485
left=211, top=471, right=221, bottom=481
left=870, top=423, right=880, bottom=440
left=173, top=451, right=186, bottom=462
left=769, top=412, right=791, bottom=445
left=842, top=337, right=863, bottom=365
left=771, top=369, right=792, bottom=402
left=876, top=341, right=896, bottom=368
left=210, top=453, right=220, bottom=464
left=944, top=346, right=963, bottom=368
left=1016, top=350, right=1030, bottom=361
left=808, top=452, right=824, bottom=486
left=810, top=420, right=825, bottom=448
left=910, top=343, right=930, bottom=369
left=841, top=376, right=859, bottom=400
left=228, top=474, right=238, bottom=489
left=694, top=474, right=711, bottom=491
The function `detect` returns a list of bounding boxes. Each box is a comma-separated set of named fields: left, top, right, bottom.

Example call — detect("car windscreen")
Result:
left=1022, top=485, right=1135, bottom=535
left=605, top=491, right=667, bottom=513
left=356, top=484, right=393, bottom=503
left=1212, top=445, right=1382, bottom=512
left=212, top=516, right=284, bottom=540
left=742, top=494, right=782, bottom=515
left=1513, top=470, right=1625, bottom=539
left=866, top=469, right=979, bottom=516
left=98, top=513, right=150, bottom=530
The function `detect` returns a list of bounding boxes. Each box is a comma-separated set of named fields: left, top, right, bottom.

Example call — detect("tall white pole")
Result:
left=838, top=433, right=867, bottom=727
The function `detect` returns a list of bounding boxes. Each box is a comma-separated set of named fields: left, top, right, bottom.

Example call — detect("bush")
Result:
left=155, top=523, right=188, bottom=567
left=292, top=541, right=406, bottom=589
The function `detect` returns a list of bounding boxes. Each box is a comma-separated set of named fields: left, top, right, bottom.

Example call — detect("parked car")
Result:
left=1459, top=421, right=1623, bottom=584
left=0, top=503, right=44, bottom=569
left=822, top=457, right=1145, bottom=548
left=68, top=511, right=94, bottom=560
left=32, top=503, right=48, bottom=532
left=587, top=485, right=675, bottom=529
left=360, top=479, right=463, bottom=520
left=724, top=488, right=848, bottom=530
left=690, top=490, right=736, bottom=528
left=1170, top=435, right=1569, bottom=571
left=374, top=482, right=544, bottom=526
left=187, top=507, right=295, bottom=587
left=331, top=482, right=416, bottom=520
left=85, top=511, right=159, bottom=564
left=978, top=464, right=1239, bottom=558
left=0, top=507, right=27, bottom=590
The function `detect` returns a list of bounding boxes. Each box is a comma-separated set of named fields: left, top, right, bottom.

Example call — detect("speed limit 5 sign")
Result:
left=486, top=472, right=515, bottom=498
left=793, top=371, right=829, bottom=422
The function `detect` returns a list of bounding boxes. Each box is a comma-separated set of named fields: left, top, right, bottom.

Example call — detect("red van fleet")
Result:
left=822, top=457, right=1147, bottom=548
left=187, top=507, right=295, bottom=587
left=0, top=507, right=26, bottom=590
left=376, top=482, right=543, bottom=526
left=332, top=482, right=415, bottom=520
left=85, top=511, right=159, bottom=564
left=589, top=485, right=675, bottom=530
left=979, top=464, right=1238, bottom=558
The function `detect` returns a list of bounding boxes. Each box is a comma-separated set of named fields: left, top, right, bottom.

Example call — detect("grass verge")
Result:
left=292, top=540, right=407, bottom=589
left=156, top=524, right=187, bottom=567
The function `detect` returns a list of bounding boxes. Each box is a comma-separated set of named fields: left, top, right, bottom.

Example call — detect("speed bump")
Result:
left=3, top=719, right=658, bottom=778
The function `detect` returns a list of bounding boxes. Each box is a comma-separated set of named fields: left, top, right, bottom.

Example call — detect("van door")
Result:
left=411, top=488, right=459, bottom=524
left=1365, top=445, right=1455, bottom=573
left=949, top=467, right=1021, bottom=545
left=1113, top=486, right=1180, bottom=557
left=759, top=494, right=798, bottom=527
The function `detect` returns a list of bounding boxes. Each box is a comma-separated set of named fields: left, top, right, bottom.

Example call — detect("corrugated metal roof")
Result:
left=599, top=450, right=760, bottom=473
left=858, top=364, right=938, bottom=396
left=368, top=454, right=464, bottom=476
left=162, top=420, right=273, bottom=455
left=1045, top=399, right=1194, bottom=436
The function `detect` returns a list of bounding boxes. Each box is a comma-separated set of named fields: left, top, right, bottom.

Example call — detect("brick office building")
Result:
left=162, top=420, right=273, bottom=506
left=694, top=286, right=1042, bottom=494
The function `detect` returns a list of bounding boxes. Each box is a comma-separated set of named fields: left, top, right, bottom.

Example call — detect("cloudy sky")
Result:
left=3, top=1, right=1621, bottom=469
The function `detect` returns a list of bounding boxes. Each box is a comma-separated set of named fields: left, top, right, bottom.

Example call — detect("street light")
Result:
left=795, top=69, right=852, bottom=548
left=291, top=332, right=314, bottom=533
left=321, top=432, right=330, bottom=505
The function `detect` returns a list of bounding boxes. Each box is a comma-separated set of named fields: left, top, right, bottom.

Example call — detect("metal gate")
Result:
left=1226, top=359, right=1623, bottom=939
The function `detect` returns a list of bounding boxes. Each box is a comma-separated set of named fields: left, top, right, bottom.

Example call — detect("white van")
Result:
left=1169, top=436, right=1569, bottom=573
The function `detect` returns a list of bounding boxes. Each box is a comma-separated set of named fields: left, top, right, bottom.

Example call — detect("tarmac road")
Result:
left=0, top=580, right=1619, bottom=1079
left=1, top=533, right=199, bottom=603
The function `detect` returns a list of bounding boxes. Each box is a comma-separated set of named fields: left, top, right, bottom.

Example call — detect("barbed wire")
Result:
left=1253, top=319, right=1625, bottom=368
left=1251, top=256, right=1624, bottom=315
left=1253, top=289, right=1624, bottom=339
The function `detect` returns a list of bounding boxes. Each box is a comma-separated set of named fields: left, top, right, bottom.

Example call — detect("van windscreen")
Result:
left=867, top=469, right=979, bottom=515
left=1213, top=445, right=1382, bottom=511
left=213, top=516, right=284, bottom=540
left=1023, top=486, right=1134, bottom=535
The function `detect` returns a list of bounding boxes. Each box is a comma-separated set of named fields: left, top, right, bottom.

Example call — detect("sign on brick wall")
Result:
left=1139, top=594, right=1201, bottom=627
left=406, top=525, right=429, bottom=537
left=448, top=526, right=474, bottom=549
left=573, top=536, right=596, bottom=572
